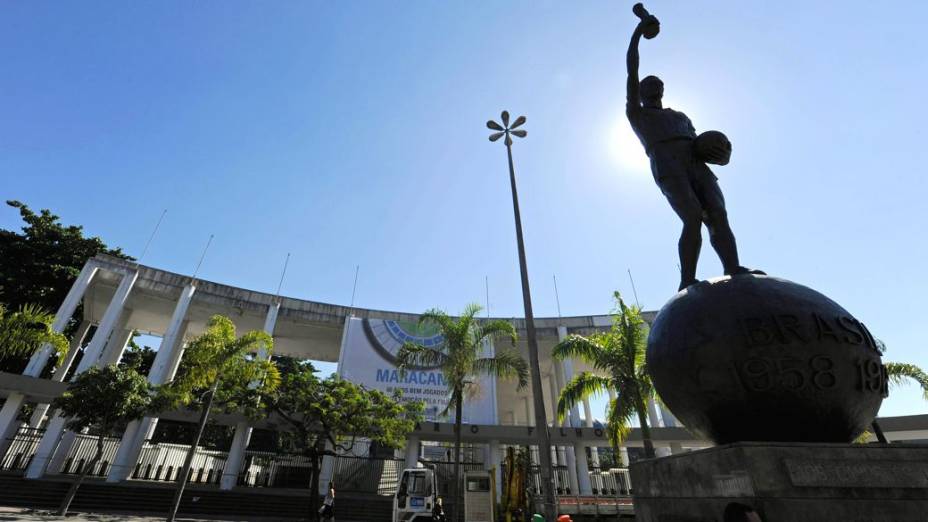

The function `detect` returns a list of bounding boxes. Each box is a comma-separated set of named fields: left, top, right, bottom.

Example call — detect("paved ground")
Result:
left=0, top=507, right=311, bottom=522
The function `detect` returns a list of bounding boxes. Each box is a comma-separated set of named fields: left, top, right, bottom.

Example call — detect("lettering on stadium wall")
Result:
left=375, top=369, right=447, bottom=386
left=338, top=317, right=498, bottom=424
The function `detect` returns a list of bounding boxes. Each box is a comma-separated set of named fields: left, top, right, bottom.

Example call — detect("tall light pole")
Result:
left=487, top=111, right=557, bottom=521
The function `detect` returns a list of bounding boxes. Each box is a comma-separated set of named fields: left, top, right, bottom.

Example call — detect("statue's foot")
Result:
left=728, top=266, right=766, bottom=276
left=679, top=278, right=699, bottom=291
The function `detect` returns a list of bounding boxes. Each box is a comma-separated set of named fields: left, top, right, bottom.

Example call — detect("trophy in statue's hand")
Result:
left=633, top=3, right=660, bottom=39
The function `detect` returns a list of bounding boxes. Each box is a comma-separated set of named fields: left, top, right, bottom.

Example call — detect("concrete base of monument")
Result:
left=629, top=442, right=928, bottom=522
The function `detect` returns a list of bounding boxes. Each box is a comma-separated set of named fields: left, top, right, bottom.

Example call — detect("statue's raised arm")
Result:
left=627, top=3, right=660, bottom=111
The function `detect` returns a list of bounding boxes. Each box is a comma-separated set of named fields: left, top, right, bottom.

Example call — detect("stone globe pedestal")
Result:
left=629, top=274, right=922, bottom=522
left=646, top=274, right=885, bottom=444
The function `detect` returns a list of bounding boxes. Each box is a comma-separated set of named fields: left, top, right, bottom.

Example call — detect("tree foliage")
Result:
left=0, top=200, right=131, bottom=313
left=0, top=303, right=69, bottom=372
left=51, top=364, right=154, bottom=515
left=269, top=364, right=422, bottom=517
left=163, top=315, right=280, bottom=419
left=552, top=291, right=656, bottom=457
left=53, top=364, right=155, bottom=436
left=271, top=368, right=423, bottom=455
left=885, top=362, right=928, bottom=401
left=119, top=333, right=156, bottom=375
left=161, top=315, right=279, bottom=522
left=396, top=303, right=527, bottom=522
left=396, top=304, right=528, bottom=416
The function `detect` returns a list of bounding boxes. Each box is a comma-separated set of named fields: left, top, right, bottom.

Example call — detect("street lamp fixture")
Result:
left=486, top=111, right=557, bottom=521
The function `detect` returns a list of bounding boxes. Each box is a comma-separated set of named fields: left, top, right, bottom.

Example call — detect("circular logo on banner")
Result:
left=363, top=318, right=445, bottom=367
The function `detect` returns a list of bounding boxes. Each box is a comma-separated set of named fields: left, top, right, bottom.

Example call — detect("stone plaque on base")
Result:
left=630, top=442, right=928, bottom=522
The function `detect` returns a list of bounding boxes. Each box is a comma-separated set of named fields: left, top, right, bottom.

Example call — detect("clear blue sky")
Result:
left=1, top=1, right=926, bottom=419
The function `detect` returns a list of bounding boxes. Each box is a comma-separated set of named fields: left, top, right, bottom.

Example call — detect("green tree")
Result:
left=857, top=339, right=928, bottom=443
left=0, top=303, right=69, bottom=372
left=268, top=365, right=423, bottom=519
left=162, top=315, right=279, bottom=522
left=396, top=304, right=528, bottom=522
left=51, top=364, right=154, bottom=516
left=0, top=200, right=130, bottom=314
left=118, top=333, right=156, bottom=375
left=552, top=292, right=656, bottom=458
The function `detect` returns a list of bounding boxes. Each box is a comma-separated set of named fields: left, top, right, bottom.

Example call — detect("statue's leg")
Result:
left=696, top=175, right=741, bottom=274
left=658, top=176, right=703, bottom=289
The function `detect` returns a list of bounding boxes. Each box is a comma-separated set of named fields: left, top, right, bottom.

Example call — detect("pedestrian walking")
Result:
left=319, top=481, right=335, bottom=522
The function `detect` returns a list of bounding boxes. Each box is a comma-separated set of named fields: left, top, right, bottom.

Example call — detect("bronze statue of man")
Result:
left=626, top=3, right=762, bottom=291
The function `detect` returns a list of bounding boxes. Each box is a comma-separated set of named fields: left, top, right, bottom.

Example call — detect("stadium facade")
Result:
left=0, top=254, right=924, bottom=498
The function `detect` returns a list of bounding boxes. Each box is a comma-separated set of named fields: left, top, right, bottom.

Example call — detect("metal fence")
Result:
left=589, top=466, right=632, bottom=496
left=57, top=433, right=121, bottom=477
left=0, top=426, right=44, bottom=472
left=131, top=442, right=228, bottom=485
left=236, top=450, right=313, bottom=488
left=522, top=465, right=574, bottom=495
left=426, top=460, right=486, bottom=497
left=332, top=455, right=404, bottom=495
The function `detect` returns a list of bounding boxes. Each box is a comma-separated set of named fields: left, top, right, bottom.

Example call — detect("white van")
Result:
left=392, top=468, right=439, bottom=522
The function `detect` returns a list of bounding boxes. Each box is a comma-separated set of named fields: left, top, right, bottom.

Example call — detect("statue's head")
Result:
left=640, top=75, right=664, bottom=106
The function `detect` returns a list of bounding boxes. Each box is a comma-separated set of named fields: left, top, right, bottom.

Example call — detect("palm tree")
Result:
left=396, top=303, right=528, bottom=522
left=885, top=362, right=928, bottom=399
left=162, top=315, right=280, bottom=522
left=552, top=292, right=656, bottom=458
left=0, top=303, right=68, bottom=367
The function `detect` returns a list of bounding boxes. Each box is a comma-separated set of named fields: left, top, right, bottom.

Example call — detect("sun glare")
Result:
left=607, top=116, right=651, bottom=175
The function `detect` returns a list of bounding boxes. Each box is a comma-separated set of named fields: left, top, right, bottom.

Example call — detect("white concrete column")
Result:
left=582, top=398, right=601, bottom=467
left=3, top=262, right=98, bottom=447
left=647, top=397, right=662, bottom=428
left=556, top=326, right=581, bottom=428
left=564, top=444, right=580, bottom=495
left=655, top=446, right=671, bottom=458
left=660, top=404, right=679, bottom=428
left=317, top=441, right=336, bottom=495
left=258, top=302, right=279, bottom=358
left=574, top=442, right=592, bottom=495
left=22, top=262, right=99, bottom=377
left=73, top=270, right=138, bottom=375
left=545, top=372, right=568, bottom=491
left=221, top=301, right=279, bottom=490
left=26, top=269, right=137, bottom=479
left=546, top=372, right=568, bottom=495
left=547, top=372, right=564, bottom=432
left=219, top=420, right=251, bottom=488
left=582, top=398, right=593, bottom=427
left=24, top=416, right=67, bottom=478
left=107, top=283, right=195, bottom=483
left=618, top=447, right=629, bottom=467
left=25, top=321, right=93, bottom=429
left=669, top=442, right=684, bottom=455
left=0, top=394, right=27, bottom=460
left=488, top=440, right=502, bottom=498
left=404, top=436, right=420, bottom=470
left=99, top=322, right=133, bottom=366
left=149, top=284, right=196, bottom=384
left=53, top=320, right=92, bottom=383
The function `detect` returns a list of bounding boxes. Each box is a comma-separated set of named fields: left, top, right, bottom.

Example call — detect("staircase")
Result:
left=0, top=473, right=392, bottom=521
